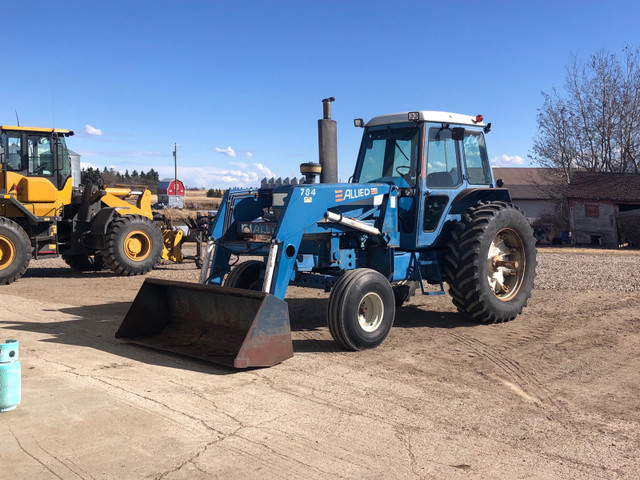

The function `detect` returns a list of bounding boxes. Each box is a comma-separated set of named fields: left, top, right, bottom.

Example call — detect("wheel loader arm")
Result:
left=99, top=189, right=153, bottom=219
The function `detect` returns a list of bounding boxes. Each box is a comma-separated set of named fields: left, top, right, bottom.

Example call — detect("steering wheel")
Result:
left=395, top=165, right=412, bottom=184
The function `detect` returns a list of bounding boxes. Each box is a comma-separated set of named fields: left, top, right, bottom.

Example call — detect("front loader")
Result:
left=118, top=101, right=537, bottom=368
left=0, top=125, right=193, bottom=284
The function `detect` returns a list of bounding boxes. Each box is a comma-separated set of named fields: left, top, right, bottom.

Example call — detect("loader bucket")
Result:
left=116, top=279, right=293, bottom=368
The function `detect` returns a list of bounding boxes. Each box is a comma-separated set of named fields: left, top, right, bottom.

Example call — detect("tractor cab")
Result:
left=353, top=112, right=504, bottom=250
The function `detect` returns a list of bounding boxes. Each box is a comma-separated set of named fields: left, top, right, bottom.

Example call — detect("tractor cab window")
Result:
left=356, top=125, right=419, bottom=187
left=28, top=135, right=55, bottom=177
left=462, top=131, right=492, bottom=185
left=4, top=133, right=23, bottom=171
left=426, top=127, right=461, bottom=188
left=55, top=136, right=71, bottom=186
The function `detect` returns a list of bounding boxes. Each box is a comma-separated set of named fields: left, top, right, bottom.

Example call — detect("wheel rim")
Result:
left=123, top=230, right=152, bottom=261
left=0, top=235, right=16, bottom=271
left=358, top=292, right=384, bottom=332
left=487, top=228, right=525, bottom=301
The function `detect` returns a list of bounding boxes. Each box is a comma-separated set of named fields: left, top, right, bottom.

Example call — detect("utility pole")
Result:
left=173, top=143, right=178, bottom=188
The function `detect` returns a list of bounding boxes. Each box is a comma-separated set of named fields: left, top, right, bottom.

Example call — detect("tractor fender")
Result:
left=448, top=188, right=511, bottom=215
left=90, top=207, right=119, bottom=236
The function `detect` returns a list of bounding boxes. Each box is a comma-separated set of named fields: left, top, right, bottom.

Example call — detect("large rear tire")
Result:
left=327, top=268, right=395, bottom=351
left=223, top=260, right=265, bottom=290
left=444, top=201, right=536, bottom=323
left=0, top=218, right=31, bottom=285
left=101, top=215, right=163, bottom=276
left=63, top=253, right=104, bottom=271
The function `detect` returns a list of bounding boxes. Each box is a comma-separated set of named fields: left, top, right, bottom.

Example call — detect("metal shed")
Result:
left=69, top=149, right=81, bottom=187
left=567, top=172, right=640, bottom=247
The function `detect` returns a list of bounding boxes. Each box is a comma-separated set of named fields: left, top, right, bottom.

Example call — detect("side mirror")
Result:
left=496, top=178, right=504, bottom=188
left=452, top=127, right=465, bottom=141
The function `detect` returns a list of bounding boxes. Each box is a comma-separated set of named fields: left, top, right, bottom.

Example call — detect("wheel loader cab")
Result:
left=353, top=113, right=496, bottom=250
left=0, top=126, right=74, bottom=216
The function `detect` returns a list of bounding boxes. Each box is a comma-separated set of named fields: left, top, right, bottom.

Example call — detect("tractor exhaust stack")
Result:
left=318, top=97, right=338, bottom=183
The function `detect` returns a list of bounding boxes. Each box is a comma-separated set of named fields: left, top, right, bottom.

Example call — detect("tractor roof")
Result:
left=366, top=111, right=486, bottom=128
left=0, top=125, right=74, bottom=136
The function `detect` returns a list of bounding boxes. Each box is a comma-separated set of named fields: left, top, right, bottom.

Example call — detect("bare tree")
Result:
left=531, top=46, right=640, bottom=175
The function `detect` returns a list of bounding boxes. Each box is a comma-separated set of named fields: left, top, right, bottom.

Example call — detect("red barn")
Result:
left=157, top=178, right=185, bottom=196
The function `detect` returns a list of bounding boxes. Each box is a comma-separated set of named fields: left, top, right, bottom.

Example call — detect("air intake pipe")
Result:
left=318, top=97, right=338, bottom=183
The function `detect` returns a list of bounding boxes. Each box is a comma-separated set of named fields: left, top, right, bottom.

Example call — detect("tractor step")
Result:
left=412, top=253, right=446, bottom=296
left=33, top=232, right=59, bottom=258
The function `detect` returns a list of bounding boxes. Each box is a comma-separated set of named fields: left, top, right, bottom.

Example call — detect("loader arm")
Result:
left=205, top=183, right=396, bottom=299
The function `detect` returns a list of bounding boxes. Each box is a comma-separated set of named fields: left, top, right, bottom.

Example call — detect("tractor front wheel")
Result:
left=102, top=215, right=163, bottom=276
left=0, top=218, right=31, bottom=285
left=444, top=201, right=537, bottom=323
left=224, top=260, right=265, bottom=290
left=327, top=268, right=395, bottom=350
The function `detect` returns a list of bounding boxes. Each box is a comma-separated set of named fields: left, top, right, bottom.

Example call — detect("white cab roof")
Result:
left=366, top=111, right=486, bottom=128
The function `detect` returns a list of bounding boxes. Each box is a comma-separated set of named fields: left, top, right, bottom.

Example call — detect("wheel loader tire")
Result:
left=63, top=253, right=104, bottom=271
left=0, top=217, right=31, bottom=285
left=101, top=215, right=163, bottom=276
left=327, top=268, right=395, bottom=351
left=223, top=260, right=265, bottom=290
left=444, top=201, right=537, bottom=324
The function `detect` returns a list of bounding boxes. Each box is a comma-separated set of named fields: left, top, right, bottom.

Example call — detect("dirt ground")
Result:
left=0, top=247, right=639, bottom=479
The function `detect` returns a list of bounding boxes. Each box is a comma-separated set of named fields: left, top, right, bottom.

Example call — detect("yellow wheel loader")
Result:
left=0, top=125, right=187, bottom=284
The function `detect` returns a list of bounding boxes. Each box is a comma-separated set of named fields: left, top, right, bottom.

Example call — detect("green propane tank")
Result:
left=0, top=340, right=21, bottom=412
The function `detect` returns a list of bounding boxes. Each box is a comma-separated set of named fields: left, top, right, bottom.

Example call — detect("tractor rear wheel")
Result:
left=0, top=218, right=31, bottom=285
left=63, top=253, right=104, bottom=271
left=327, top=268, right=395, bottom=350
left=101, top=215, right=163, bottom=276
left=444, top=201, right=536, bottom=323
left=224, top=260, right=265, bottom=290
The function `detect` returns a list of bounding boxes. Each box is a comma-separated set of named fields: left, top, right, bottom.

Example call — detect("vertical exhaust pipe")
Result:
left=318, top=97, right=338, bottom=183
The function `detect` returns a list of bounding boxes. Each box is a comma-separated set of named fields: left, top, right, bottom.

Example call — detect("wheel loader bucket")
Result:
left=116, top=279, right=293, bottom=368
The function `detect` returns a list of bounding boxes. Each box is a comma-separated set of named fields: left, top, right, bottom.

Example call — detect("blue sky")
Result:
left=2, top=0, right=639, bottom=188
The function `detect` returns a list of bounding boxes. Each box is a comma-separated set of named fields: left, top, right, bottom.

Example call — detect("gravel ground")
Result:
left=27, top=245, right=640, bottom=292
left=2, top=246, right=639, bottom=479
left=535, top=249, right=640, bottom=292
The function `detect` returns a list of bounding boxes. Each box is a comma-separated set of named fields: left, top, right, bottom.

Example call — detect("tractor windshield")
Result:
left=355, top=125, right=420, bottom=186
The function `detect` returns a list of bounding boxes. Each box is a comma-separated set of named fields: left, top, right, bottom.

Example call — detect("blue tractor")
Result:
left=117, top=101, right=537, bottom=368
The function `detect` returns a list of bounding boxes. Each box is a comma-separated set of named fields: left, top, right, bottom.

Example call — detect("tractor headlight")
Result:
left=408, top=111, right=420, bottom=121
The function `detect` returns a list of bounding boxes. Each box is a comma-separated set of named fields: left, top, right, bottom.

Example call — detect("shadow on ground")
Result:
left=287, top=297, right=478, bottom=353
left=1, top=301, right=234, bottom=375
left=287, top=297, right=476, bottom=331
left=24, top=267, right=116, bottom=279
left=2, top=294, right=480, bottom=371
